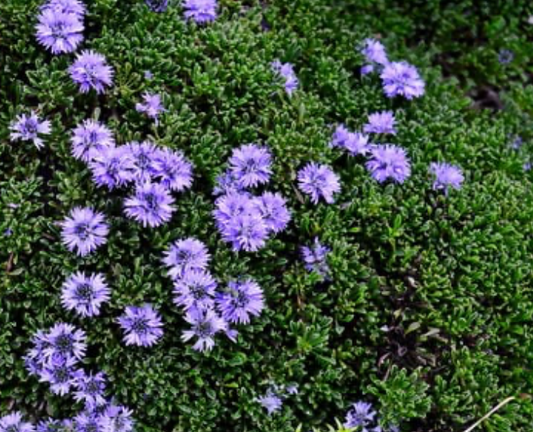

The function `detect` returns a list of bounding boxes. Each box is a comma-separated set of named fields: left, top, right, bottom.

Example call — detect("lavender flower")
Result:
left=99, top=405, right=134, bottom=432
left=9, top=111, right=51, bottom=149
left=60, top=207, right=109, bottom=256
left=44, top=323, right=87, bottom=362
left=330, top=126, right=370, bottom=156
left=329, top=124, right=351, bottom=149
left=364, top=111, right=397, bottom=135
left=366, top=145, right=411, bottom=184
left=216, top=279, right=264, bottom=324
left=271, top=60, right=299, bottom=95
left=135, top=92, right=166, bottom=124
left=145, top=0, right=168, bottom=12
left=0, top=412, right=35, bottom=432
left=74, top=371, right=107, bottom=409
left=37, top=418, right=70, bottom=432
left=221, top=213, right=269, bottom=252
left=181, top=307, right=226, bottom=352
left=35, top=10, right=84, bottom=54
left=124, top=182, right=175, bottom=227
left=301, top=238, right=330, bottom=277
left=73, top=413, right=100, bottom=432
left=257, top=391, right=283, bottom=415
left=297, top=162, right=341, bottom=204
left=510, top=135, right=523, bottom=150
left=361, top=64, right=375, bottom=75
left=213, top=171, right=244, bottom=196
left=69, top=50, right=114, bottom=94
left=90, top=146, right=135, bottom=189
left=144, top=70, right=154, bottom=80
left=71, top=120, right=115, bottom=162
left=429, top=162, right=464, bottom=194
left=524, top=162, right=532, bottom=172
left=173, top=269, right=218, bottom=312
left=163, top=238, right=210, bottom=279
left=118, top=305, right=164, bottom=347
left=61, top=272, right=111, bottom=317
left=183, top=0, right=218, bottom=23
left=152, top=148, right=193, bottom=191
left=125, top=141, right=160, bottom=184
left=380, top=61, right=425, bottom=100
left=229, top=144, right=272, bottom=188
left=39, top=356, right=81, bottom=396
left=286, top=384, right=299, bottom=395
left=361, top=38, right=389, bottom=66
left=213, top=192, right=255, bottom=228
left=252, top=192, right=291, bottom=233
left=42, top=0, right=87, bottom=16
left=498, top=49, right=514, bottom=64
left=345, top=401, right=377, bottom=430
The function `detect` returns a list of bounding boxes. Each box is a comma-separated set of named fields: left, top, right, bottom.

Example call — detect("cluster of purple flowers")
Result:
left=163, top=237, right=265, bottom=351
left=344, top=400, right=399, bottom=432
left=256, top=383, right=299, bottom=415
left=135, top=92, right=166, bottom=124
left=271, top=60, right=299, bottom=96
left=301, top=238, right=331, bottom=277
left=144, top=0, right=218, bottom=23
left=361, top=38, right=425, bottom=100
left=213, top=144, right=291, bottom=252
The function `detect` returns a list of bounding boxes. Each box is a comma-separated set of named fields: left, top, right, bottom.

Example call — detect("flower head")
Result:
left=44, top=323, right=87, bottom=362
left=72, top=412, right=101, bottom=432
left=152, top=148, right=193, bottom=192
left=0, top=412, right=35, bottom=432
left=124, top=182, right=175, bottom=227
left=10, top=111, right=51, bottom=149
left=366, top=145, right=411, bottom=184
left=69, top=50, right=114, bottom=94
left=60, top=207, right=109, bottom=256
left=213, top=171, right=244, bottom=196
left=135, top=92, right=166, bottom=124
left=216, top=279, right=264, bottom=324
left=361, top=38, right=388, bottom=65
left=37, top=418, right=70, bottom=432
left=73, top=370, right=107, bottom=409
left=181, top=307, right=226, bottom=352
left=344, top=401, right=377, bottom=429
left=42, top=0, right=87, bottom=16
left=183, top=0, right=218, bottom=23
left=61, top=272, right=111, bottom=317
left=297, top=162, right=341, bottom=204
left=213, top=192, right=255, bottom=229
left=118, top=305, right=164, bottom=347
left=380, top=61, right=425, bottom=100
left=301, top=238, right=330, bottom=277
left=99, top=405, right=134, bottom=432
left=39, top=356, right=81, bottom=396
left=429, top=162, right=464, bottom=194
left=271, top=60, right=299, bottom=95
left=498, top=49, right=514, bottom=64
left=145, top=0, right=168, bottom=12
left=35, top=10, right=84, bottom=54
left=125, top=141, right=160, bottom=184
left=257, top=391, right=283, bottom=415
left=364, top=111, right=397, bottom=135
left=90, top=146, right=135, bottom=189
left=221, top=213, right=269, bottom=252
left=163, top=238, right=210, bottom=279
left=229, top=144, right=272, bottom=188
left=173, top=269, right=218, bottom=312
left=71, top=120, right=115, bottom=162
left=252, top=192, right=291, bottom=233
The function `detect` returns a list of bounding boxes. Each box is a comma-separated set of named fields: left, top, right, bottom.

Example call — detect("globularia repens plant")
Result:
left=1, top=0, right=533, bottom=431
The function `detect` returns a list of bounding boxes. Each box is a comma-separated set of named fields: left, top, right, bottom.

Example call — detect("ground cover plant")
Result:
left=1, top=0, right=533, bottom=431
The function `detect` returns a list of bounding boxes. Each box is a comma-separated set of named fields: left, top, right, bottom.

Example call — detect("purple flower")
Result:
left=524, top=162, right=532, bottom=172
left=61, top=271, right=111, bottom=317
left=329, top=124, right=351, bottom=149
left=498, top=49, right=514, bottom=65
left=118, top=305, right=164, bottom=347
left=380, top=61, right=425, bottom=100
left=257, top=391, right=283, bottom=415
left=173, top=269, right=217, bottom=312
left=345, top=401, right=376, bottom=429
left=297, top=162, right=341, bottom=204
left=364, top=111, right=397, bottom=135
left=152, top=148, right=194, bottom=192
left=286, top=384, right=299, bottom=395
left=0, top=412, right=35, bottom=432
left=366, top=145, right=411, bottom=184
left=60, top=207, right=109, bottom=256
left=35, top=10, right=84, bottom=54
left=213, top=171, right=244, bottom=196
left=252, top=192, right=291, bottom=233
left=10, top=111, right=51, bottom=149
left=73, top=413, right=101, bottom=432
left=213, top=192, right=255, bottom=228
left=216, top=279, right=264, bottom=324
left=510, top=135, right=523, bottom=150
left=330, top=125, right=370, bottom=156
left=144, top=70, right=154, bottom=80
left=44, top=323, right=87, bottom=362
left=99, top=405, right=134, bottom=432
left=145, top=0, right=168, bottom=12
left=69, top=50, right=114, bottom=94
left=39, top=356, right=81, bottom=396
left=124, top=182, right=176, bottom=227
left=183, top=0, right=218, bottom=24
left=301, top=238, right=330, bottom=277
left=221, top=213, right=269, bottom=252
left=229, top=144, right=272, bottom=188
left=74, top=370, right=107, bottom=409
left=42, top=0, right=87, bottom=16
left=125, top=141, right=160, bottom=184
left=135, top=92, right=166, bottom=124
left=37, top=418, right=70, bottom=432
left=271, top=60, right=299, bottom=95
left=71, top=120, right=115, bottom=162
left=163, top=238, right=211, bottom=279
left=429, top=162, right=464, bottom=194
left=361, top=64, right=375, bottom=75
left=361, top=38, right=389, bottom=66
left=181, top=307, right=226, bottom=352
left=90, top=146, right=135, bottom=189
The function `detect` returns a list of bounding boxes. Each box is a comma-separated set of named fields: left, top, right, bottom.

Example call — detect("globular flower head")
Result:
left=10, top=111, right=51, bottom=149
left=380, top=61, right=425, bottom=100
left=118, top=304, right=164, bottom=347
left=44, top=323, right=87, bottom=362
left=229, top=144, right=272, bottom=188
left=69, top=50, right=114, bottom=94
left=344, top=401, right=377, bottom=429
left=74, top=370, right=107, bottom=409
left=252, top=192, right=291, bottom=233
left=39, top=356, right=81, bottom=396
left=429, top=162, right=464, bottom=194
left=213, top=171, right=244, bottom=196
left=213, top=192, right=255, bottom=229
left=173, top=269, right=217, bottom=312
left=366, top=144, right=411, bottom=184
left=216, top=279, right=264, bottom=324
left=61, top=271, right=111, bottom=317
left=183, top=0, right=218, bottom=24
left=71, top=119, right=115, bottom=162
left=301, top=238, right=330, bottom=277
left=257, top=391, right=283, bottom=415
left=152, top=148, right=194, bottom=192
left=125, top=141, right=160, bottom=184
left=124, top=181, right=175, bottom=228
left=364, top=111, right=397, bottom=135
left=42, top=0, right=87, bottom=16
left=99, top=405, right=134, bottom=432
left=163, top=238, right=210, bottom=279
left=145, top=0, right=168, bottom=12
left=35, top=10, right=84, bottom=55
left=90, top=146, right=135, bottom=190
left=329, top=124, right=351, bottom=149
left=181, top=307, right=226, bottom=352
left=60, top=207, right=109, bottom=256
left=0, top=412, right=35, bottom=432
left=330, top=125, right=370, bottom=156
left=271, top=60, right=299, bottom=95
left=297, top=162, right=341, bottom=204
left=135, top=92, right=166, bottom=124
left=221, top=213, right=269, bottom=252
left=361, top=38, right=389, bottom=65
